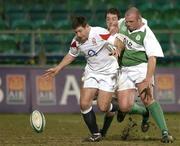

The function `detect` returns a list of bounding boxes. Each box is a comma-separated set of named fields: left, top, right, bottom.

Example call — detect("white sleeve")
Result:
left=116, top=33, right=124, bottom=42
left=107, top=33, right=124, bottom=45
left=68, top=39, right=80, bottom=57
left=144, top=27, right=164, bottom=57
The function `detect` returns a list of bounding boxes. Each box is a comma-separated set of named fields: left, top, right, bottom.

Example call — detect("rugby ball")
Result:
left=30, top=110, right=46, bottom=133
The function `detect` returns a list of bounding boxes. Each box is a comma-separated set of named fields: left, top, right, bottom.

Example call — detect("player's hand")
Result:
left=139, top=77, right=153, bottom=102
left=41, top=66, right=60, bottom=80
left=109, top=48, right=120, bottom=58
left=141, top=77, right=152, bottom=88
left=107, top=44, right=120, bottom=58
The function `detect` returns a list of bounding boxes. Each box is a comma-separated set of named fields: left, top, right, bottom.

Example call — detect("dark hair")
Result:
left=71, top=16, right=88, bottom=29
left=105, top=8, right=120, bottom=19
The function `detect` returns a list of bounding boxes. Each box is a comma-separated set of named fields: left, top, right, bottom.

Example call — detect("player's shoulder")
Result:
left=144, top=24, right=154, bottom=35
left=143, top=24, right=158, bottom=41
left=70, top=36, right=80, bottom=48
left=70, top=38, right=77, bottom=48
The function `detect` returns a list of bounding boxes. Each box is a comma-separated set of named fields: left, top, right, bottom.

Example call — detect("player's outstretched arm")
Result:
left=42, top=54, right=75, bottom=80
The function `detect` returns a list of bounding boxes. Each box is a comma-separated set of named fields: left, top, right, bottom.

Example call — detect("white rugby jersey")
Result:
left=69, top=27, right=119, bottom=74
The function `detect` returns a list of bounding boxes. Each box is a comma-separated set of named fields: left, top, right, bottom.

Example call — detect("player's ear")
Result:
left=138, top=16, right=142, bottom=23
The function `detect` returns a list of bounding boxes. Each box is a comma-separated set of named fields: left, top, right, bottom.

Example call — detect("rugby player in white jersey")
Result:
left=100, top=8, right=150, bottom=138
left=42, top=16, right=124, bottom=142
left=116, top=7, right=173, bottom=143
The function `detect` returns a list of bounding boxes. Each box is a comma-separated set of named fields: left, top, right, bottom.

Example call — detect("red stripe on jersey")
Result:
left=99, top=34, right=111, bottom=40
left=71, top=41, right=77, bottom=47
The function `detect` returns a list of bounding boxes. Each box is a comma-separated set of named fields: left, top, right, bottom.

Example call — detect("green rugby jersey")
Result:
left=118, top=19, right=164, bottom=67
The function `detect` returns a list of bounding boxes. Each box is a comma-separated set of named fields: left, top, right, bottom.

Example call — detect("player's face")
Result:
left=74, top=25, right=89, bottom=42
left=125, top=13, right=140, bottom=31
left=106, top=13, right=119, bottom=30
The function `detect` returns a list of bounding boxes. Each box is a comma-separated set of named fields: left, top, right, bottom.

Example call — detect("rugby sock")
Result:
left=129, top=103, right=147, bottom=115
left=101, top=114, right=114, bottom=136
left=147, top=101, right=168, bottom=132
left=81, top=106, right=99, bottom=134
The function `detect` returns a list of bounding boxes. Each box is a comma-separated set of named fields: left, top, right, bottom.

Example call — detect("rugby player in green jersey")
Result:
left=116, top=7, right=173, bottom=143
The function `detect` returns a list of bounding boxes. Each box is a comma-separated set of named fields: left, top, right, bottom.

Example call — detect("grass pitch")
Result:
left=0, top=113, right=179, bottom=146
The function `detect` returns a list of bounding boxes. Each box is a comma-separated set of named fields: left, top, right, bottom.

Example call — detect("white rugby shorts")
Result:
left=82, top=71, right=118, bottom=92
left=117, top=63, right=154, bottom=91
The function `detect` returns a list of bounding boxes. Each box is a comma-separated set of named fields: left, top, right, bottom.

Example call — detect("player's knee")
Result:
left=141, top=96, right=154, bottom=106
left=80, top=101, right=91, bottom=111
left=98, top=104, right=109, bottom=113
left=119, top=104, right=131, bottom=112
left=120, top=107, right=130, bottom=112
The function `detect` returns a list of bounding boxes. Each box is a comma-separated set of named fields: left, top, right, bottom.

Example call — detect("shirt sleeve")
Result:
left=68, top=39, right=80, bottom=57
left=144, top=27, right=164, bottom=57
left=105, top=33, right=123, bottom=45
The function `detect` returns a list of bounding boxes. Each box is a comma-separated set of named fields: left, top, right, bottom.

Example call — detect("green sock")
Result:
left=129, top=103, right=147, bottom=115
left=147, top=101, right=168, bottom=132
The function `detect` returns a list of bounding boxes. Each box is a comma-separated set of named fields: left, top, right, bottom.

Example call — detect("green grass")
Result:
left=0, top=113, right=179, bottom=146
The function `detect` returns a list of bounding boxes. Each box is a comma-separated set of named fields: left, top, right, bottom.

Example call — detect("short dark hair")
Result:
left=105, top=8, right=120, bottom=19
left=71, top=16, right=88, bottom=29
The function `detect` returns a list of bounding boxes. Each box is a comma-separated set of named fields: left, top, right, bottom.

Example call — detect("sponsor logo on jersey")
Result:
left=123, top=38, right=132, bottom=49
left=88, top=50, right=97, bottom=57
